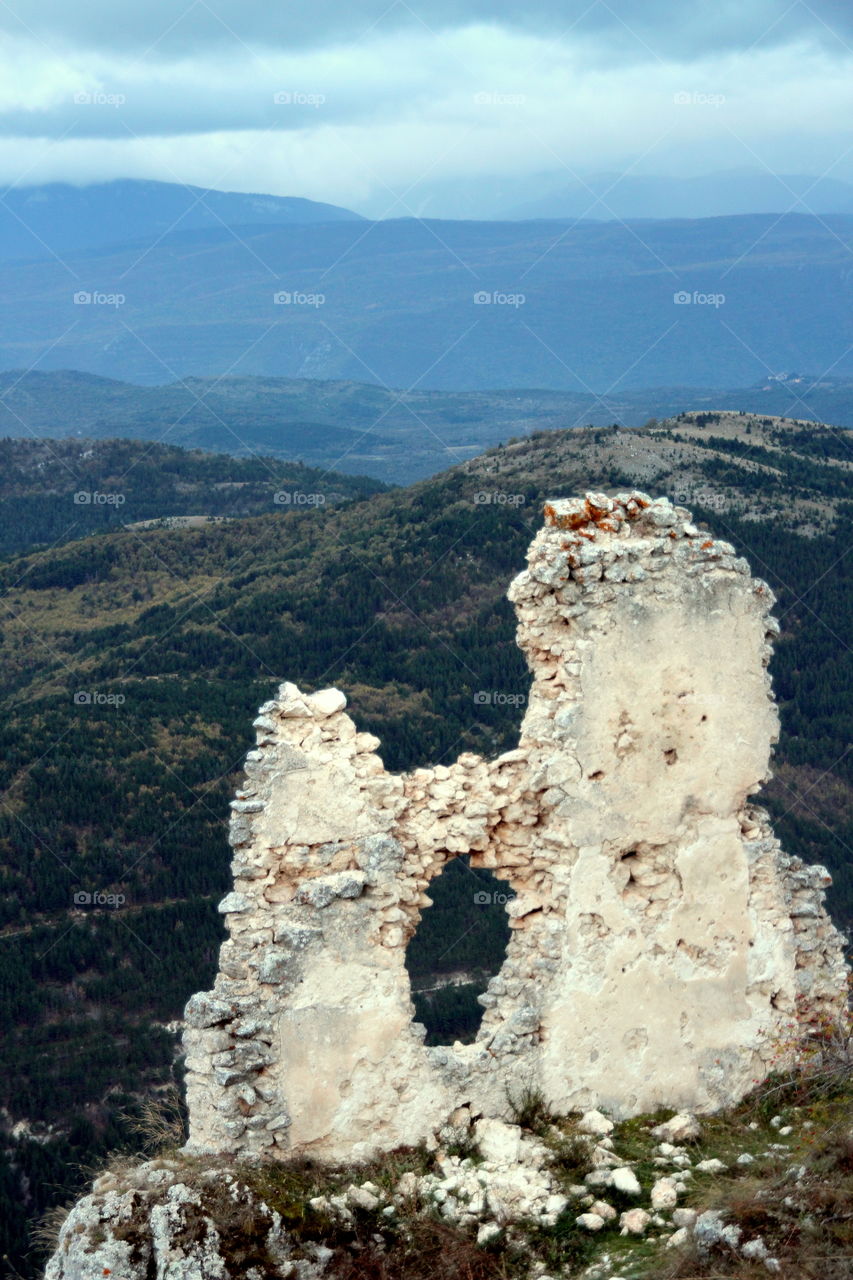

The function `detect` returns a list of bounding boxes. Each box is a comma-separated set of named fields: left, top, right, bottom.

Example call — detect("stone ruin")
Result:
left=182, top=492, right=848, bottom=1162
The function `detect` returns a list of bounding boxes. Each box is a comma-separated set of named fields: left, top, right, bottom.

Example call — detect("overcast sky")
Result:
left=1, top=0, right=852, bottom=215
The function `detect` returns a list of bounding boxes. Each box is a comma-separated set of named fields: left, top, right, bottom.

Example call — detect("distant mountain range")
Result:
left=0, top=179, right=363, bottom=263
left=505, top=170, right=853, bottom=221
left=0, top=368, right=850, bottom=484
left=1, top=207, right=851, bottom=393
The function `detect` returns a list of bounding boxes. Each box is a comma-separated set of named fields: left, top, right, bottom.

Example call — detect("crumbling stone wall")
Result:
left=182, top=493, right=848, bottom=1161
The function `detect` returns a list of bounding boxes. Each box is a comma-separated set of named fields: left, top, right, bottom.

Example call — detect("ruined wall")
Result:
left=182, top=493, right=848, bottom=1161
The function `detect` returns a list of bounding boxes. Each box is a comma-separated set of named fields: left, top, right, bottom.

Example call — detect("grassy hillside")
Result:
left=0, top=411, right=850, bottom=1273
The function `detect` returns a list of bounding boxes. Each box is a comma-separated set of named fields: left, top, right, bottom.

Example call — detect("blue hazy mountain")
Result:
left=505, top=171, right=853, bottom=221
left=0, top=179, right=364, bottom=262
left=1, top=212, right=851, bottom=393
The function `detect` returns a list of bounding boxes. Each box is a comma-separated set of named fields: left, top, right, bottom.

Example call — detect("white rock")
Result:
left=577, top=1109, right=615, bottom=1136
left=217, top=891, right=252, bottom=914
left=694, top=1209, right=741, bottom=1252
left=576, top=1212, right=606, bottom=1231
left=477, top=1221, right=502, bottom=1245
left=619, top=1208, right=651, bottom=1235
left=651, top=1113, right=702, bottom=1143
left=590, top=1199, right=618, bottom=1222
left=346, top=1184, right=380, bottom=1210
left=610, top=1167, right=642, bottom=1196
left=666, top=1226, right=690, bottom=1249
left=650, top=1177, right=679, bottom=1210
left=396, top=1171, right=418, bottom=1198
left=473, top=1118, right=522, bottom=1165
left=672, top=1207, right=697, bottom=1228
left=43, top=1165, right=298, bottom=1280
left=544, top=1193, right=570, bottom=1216
left=307, top=688, right=347, bottom=717
left=695, top=1158, right=727, bottom=1173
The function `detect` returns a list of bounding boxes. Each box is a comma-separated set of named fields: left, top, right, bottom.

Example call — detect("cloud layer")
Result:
left=0, top=1, right=851, bottom=215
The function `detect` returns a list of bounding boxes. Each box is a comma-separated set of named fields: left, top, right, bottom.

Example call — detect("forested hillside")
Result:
left=0, top=411, right=850, bottom=1273
left=0, top=437, right=385, bottom=557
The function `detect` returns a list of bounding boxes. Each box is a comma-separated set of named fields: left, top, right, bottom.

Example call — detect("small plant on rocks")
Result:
left=506, top=1085, right=552, bottom=1135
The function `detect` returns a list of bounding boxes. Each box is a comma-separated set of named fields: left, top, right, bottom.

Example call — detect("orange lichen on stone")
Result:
left=544, top=497, right=622, bottom=534
left=544, top=499, right=596, bottom=531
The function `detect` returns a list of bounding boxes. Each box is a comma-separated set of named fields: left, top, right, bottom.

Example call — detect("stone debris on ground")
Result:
left=43, top=1105, right=794, bottom=1278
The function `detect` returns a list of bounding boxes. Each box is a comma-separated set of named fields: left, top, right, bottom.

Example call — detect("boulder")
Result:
left=619, top=1208, right=651, bottom=1236
left=651, top=1114, right=701, bottom=1143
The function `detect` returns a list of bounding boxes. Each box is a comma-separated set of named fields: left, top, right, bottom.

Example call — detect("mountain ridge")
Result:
left=1, top=367, right=852, bottom=486
left=0, top=179, right=364, bottom=264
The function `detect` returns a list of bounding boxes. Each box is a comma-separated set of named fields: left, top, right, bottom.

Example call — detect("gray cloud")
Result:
left=3, top=0, right=853, bottom=57
left=0, top=0, right=851, bottom=215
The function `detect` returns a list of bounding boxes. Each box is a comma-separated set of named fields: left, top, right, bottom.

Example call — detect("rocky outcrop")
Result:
left=43, top=1159, right=331, bottom=1280
left=180, top=491, right=847, bottom=1162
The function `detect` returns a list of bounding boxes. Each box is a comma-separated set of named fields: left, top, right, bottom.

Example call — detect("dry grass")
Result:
left=125, top=1083, right=187, bottom=1153
left=328, top=1218, right=513, bottom=1280
left=29, top=1202, right=76, bottom=1256
left=659, top=1111, right=853, bottom=1280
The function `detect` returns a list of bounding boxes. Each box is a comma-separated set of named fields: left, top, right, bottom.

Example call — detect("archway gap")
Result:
left=405, top=855, right=515, bottom=1046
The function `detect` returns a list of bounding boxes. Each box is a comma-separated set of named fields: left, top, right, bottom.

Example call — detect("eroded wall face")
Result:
left=182, top=493, right=848, bottom=1161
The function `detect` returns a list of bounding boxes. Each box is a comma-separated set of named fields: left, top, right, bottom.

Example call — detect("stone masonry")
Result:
left=182, top=492, right=848, bottom=1161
